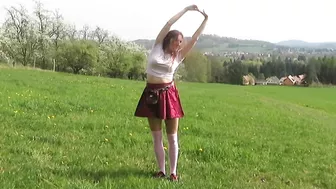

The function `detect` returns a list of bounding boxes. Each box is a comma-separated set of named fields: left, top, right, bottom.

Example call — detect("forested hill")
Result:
left=133, top=34, right=336, bottom=55
left=133, top=34, right=278, bottom=54
left=276, top=40, right=336, bottom=49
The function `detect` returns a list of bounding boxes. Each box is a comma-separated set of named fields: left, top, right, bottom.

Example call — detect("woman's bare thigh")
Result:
left=165, top=118, right=179, bottom=134
left=148, top=117, right=163, bottom=131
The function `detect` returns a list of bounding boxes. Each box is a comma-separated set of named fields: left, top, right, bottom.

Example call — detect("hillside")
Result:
left=133, top=34, right=279, bottom=54
left=1, top=67, right=336, bottom=188
left=133, top=35, right=336, bottom=55
left=277, top=40, right=336, bottom=49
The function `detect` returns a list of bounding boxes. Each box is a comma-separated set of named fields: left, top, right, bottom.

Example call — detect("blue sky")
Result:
left=0, top=0, right=335, bottom=43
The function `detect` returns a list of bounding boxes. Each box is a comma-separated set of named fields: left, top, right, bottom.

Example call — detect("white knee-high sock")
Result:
left=167, top=133, right=178, bottom=175
left=151, top=130, right=165, bottom=174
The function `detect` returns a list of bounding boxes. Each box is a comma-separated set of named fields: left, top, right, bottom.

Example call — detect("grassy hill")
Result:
left=1, top=67, right=336, bottom=188
left=133, top=34, right=279, bottom=54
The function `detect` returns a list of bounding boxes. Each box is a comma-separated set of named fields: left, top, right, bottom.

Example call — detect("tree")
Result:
left=305, top=57, right=319, bottom=84
left=128, top=52, right=146, bottom=80
left=33, top=0, right=54, bottom=69
left=227, top=59, right=248, bottom=84
left=58, top=40, right=98, bottom=74
left=1, top=5, right=38, bottom=66
left=182, top=50, right=209, bottom=82
left=50, top=9, right=66, bottom=70
left=207, top=55, right=224, bottom=83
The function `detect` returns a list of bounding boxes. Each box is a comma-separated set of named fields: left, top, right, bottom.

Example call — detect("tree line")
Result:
left=1, top=1, right=335, bottom=86
left=188, top=54, right=336, bottom=85
left=0, top=2, right=147, bottom=80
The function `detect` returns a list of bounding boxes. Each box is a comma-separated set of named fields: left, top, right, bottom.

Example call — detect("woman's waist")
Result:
left=146, top=73, right=174, bottom=84
left=146, top=74, right=174, bottom=89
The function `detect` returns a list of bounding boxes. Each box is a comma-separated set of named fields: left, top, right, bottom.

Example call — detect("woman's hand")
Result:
left=198, top=9, right=208, bottom=19
left=185, top=5, right=208, bottom=19
left=185, top=5, right=199, bottom=11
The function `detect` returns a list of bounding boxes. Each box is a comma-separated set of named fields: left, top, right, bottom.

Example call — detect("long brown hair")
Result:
left=162, top=30, right=184, bottom=52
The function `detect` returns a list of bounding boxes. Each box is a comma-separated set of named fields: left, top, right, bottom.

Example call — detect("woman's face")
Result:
left=169, top=34, right=183, bottom=52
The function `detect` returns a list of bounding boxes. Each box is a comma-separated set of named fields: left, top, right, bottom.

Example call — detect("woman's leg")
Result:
left=165, top=118, right=179, bottom=179
left=148, top=117, right=165, bottom=175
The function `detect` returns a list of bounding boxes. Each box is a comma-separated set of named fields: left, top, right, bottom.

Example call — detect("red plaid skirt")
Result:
left=134, top=81, right=184, bottom=120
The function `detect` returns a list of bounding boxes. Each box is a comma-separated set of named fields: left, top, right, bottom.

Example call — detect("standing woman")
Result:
left=134, top=4, right=208, bottom=181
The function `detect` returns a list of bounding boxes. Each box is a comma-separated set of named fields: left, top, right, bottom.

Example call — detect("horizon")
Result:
left=0, top=0, right=335, bottom=44
left=133, top=36, right=336, bottom=44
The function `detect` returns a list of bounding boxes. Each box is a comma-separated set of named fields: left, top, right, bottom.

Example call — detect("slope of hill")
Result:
left=277, top=40, right=336, bottom=49
left=133, top=34, right=279, bottom=54
left=133, top=35, right=336, bottom=55
left=1, top=68, right=336, bottom=188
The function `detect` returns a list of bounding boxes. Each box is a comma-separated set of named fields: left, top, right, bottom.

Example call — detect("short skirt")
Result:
left=134, top=81, right=184, bottom=120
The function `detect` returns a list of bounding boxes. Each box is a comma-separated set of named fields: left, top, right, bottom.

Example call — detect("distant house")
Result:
left=297, top=74, right=307, bottom=85
left=266, top=76, right=280, bottom=85
left=255, top=79, right=267, bottom=85
left=298, top=74, right=305, bottom=80
left=279, top=76, right=287, bottom=85
left=282, top=74, right=306, bottom=86
left=283, top=75, right=296, bottom=85
left=242, top=74, right=255, bottom=85
left=255, top=76, right=280, bottom=85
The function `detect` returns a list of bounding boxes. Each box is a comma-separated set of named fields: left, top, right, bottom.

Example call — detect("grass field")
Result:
left=1, top=67, right=336, bottom=189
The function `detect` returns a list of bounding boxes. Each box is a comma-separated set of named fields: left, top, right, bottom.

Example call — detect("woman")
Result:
left=134, top=4, right=208, bottom=181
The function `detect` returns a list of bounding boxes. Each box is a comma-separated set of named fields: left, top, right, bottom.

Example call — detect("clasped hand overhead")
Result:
left=184, top=4, right=208, bottom=19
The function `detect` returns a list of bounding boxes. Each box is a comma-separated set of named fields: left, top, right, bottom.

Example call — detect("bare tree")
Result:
left=1, top=5, right=38, bottom=66
left=92, top=26, right=109, bottom=45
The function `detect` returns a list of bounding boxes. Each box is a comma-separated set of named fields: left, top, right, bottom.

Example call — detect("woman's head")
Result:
left=162, top=30, right=184, bottom=54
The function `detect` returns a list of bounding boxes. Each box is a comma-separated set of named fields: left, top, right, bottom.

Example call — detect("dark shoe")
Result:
left=153, top=171, right=165, bottom=178
left=169, top=173, right=178, bottom=181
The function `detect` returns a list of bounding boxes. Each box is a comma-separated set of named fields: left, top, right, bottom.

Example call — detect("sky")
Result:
left=0, top=0, right=335, bottom=43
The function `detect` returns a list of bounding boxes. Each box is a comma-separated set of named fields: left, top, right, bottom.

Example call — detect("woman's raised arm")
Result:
left=154, top=5, right=199, bottom=46
left=179, top=9, right=208, bottom=59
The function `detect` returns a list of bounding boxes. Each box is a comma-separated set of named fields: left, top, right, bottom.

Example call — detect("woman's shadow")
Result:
left=52, top=166, right=152, bottom=183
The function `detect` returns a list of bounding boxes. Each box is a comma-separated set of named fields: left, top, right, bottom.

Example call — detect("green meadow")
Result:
left=1, top=67, right=335, bottom=189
